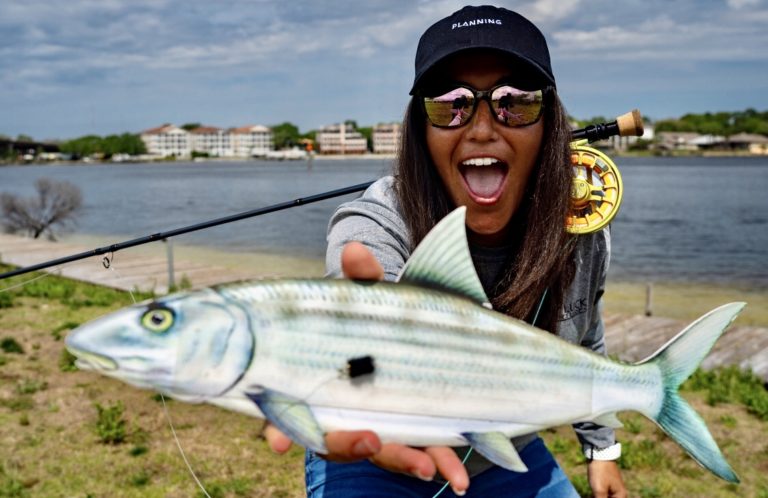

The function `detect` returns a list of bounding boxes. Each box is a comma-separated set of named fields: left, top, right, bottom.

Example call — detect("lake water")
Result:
left=1, top=156, right=766, bottom=288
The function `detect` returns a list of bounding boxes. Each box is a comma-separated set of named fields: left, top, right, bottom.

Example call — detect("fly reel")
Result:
left=566, top=141, right=623, bottom=234
left=565, top=110, right=642, bottom=234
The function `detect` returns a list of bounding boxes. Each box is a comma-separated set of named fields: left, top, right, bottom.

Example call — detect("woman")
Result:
left=267, top=6, right=627, bottom=497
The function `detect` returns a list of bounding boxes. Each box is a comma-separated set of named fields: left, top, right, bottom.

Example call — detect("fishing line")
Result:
left=102, top=253, right=140, bottom=304
left=430, top=289, right=548, bottom=498
left=102, top=256, right=212, bottom=498
left=0, top=269, right=57, bottom=293
left=161, top=394, right=213, bottom=498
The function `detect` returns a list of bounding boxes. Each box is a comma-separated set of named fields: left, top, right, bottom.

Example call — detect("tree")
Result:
left=1, top=178, right=83, bottom=240
left=270, top=122, right=301, bottom=149
left=181, top=123, right=201, bottom=131
left=357, top=126, right=373, bottom=151
left=59, top=133, right=147, bottom=158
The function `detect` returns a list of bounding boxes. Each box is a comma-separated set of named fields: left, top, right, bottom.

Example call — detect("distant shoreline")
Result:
left=4, top=150, right=768, bottom=167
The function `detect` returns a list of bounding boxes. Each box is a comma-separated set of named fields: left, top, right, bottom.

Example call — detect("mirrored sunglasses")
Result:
left=422, top=84, right=544, bottom=128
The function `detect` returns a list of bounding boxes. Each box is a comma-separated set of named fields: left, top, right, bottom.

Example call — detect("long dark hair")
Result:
left=394, top=89, right=575, bottom=333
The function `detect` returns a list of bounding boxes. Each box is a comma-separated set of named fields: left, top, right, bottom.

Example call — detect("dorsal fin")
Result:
left=396, top=207, right=490, bottom=307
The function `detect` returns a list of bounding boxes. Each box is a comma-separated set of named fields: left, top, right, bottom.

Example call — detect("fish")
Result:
left=65, top=207, right=743, bottom=483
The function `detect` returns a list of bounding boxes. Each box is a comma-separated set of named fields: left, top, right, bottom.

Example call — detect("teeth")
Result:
left=461, top=158, right=499, bottom=167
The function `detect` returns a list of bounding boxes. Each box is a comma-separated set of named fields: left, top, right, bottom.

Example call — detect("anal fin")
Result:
left=246, top=388, right=326, bottom=454
left=462, top=432, right=528, bottom=472
left=591, top=412, right=623, bottom=429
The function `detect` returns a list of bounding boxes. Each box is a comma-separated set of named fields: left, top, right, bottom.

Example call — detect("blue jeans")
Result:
left=305, top=437, right=580, bottom=498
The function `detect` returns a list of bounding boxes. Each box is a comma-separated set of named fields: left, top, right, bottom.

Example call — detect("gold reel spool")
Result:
left=566, top=139, right=623, bottom=234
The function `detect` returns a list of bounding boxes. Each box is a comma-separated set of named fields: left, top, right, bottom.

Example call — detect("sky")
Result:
left=2, top=0, right=768, bottom=141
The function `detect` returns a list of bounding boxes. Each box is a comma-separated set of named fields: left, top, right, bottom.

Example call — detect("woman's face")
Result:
left=425, top=52, right=544, bottom=246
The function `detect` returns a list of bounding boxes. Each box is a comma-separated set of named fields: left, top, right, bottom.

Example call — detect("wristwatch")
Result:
left=583, top=442, right=622, bottom=461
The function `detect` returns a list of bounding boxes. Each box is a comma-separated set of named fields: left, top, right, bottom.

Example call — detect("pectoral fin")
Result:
left=246, top=388, right=326, bottom=454
left=462, top=432, right=528, bottom=472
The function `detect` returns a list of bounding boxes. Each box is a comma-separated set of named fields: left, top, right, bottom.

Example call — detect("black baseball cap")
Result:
left=410, top=5, right=555, bottom=94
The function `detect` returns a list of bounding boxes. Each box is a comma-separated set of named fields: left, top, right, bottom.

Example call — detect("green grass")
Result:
left=94, top=401, right=127, bottom=445
left=1, top=264, right=767, bottom=497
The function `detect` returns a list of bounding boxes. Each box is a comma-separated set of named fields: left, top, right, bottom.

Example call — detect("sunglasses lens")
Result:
left=424, top=87, right=475, bottom=127
left=490, top=86, right=543, bottom=127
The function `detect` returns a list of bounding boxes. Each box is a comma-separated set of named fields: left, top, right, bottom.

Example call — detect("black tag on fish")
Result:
left=345, top=355, right=375, bottom=378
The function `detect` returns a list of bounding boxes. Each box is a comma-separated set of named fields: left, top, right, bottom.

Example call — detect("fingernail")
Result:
left=414, top=471, right=433, bottom=482
left=451, top=487, right=466, bottom=497
left=352, top=439, right=377, bottom=456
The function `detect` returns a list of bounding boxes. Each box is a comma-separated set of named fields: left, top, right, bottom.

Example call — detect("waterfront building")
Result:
left=140, top=125, right=191, bottom=158
left=656, top=132, right=700, bottom=152
left=230, top=125, right=274, bottom=157
left=373, top=123, right=401, bottom=154
left=189, top=126, right=233, bottom=157
left=316, top=123, right=368, bottom=154
left=728, top=133, right=768, bottom=155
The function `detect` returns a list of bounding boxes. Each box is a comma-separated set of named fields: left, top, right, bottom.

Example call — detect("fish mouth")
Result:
left=67, top=347, right=118, bottom=372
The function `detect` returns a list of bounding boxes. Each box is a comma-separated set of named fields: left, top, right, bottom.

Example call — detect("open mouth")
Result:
left=459, top=157, right=508, bottom=203
left=67, top=347, right=118, bottom=372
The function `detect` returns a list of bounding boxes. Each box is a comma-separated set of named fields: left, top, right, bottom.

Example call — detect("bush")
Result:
left=51, top=321, right=80, bottom=341
left=0, top=292, right=13, bottom=308
left=94, top=401, right=127, bottom=444
left=684, top=366, right=768, bottom=421
left=0, top=177, right=82, bottom=240
left=15, top=379, right=47, bottom=395
left=59, top=348, right=78, bottom=372
left=0, top=337, right=24, bottom=354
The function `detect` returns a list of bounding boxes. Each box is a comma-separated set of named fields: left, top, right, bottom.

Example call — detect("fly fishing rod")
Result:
left=0, top=110, right=643, bottom=281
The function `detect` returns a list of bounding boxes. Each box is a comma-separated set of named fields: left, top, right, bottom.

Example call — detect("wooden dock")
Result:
left=2, top=233, right=767, bottom=382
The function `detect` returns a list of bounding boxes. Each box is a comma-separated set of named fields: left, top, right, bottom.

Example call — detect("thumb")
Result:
left=341, top=242, right=384, bottom=281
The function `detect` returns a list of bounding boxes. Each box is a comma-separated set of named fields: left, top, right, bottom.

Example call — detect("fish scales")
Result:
left=217, top=280, right=660, bottom=425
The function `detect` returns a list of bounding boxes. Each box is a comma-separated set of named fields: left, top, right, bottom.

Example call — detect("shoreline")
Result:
left=4, top=150, right=768, bottom=167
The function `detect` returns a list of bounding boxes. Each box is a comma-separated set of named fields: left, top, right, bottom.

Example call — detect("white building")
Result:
left=373, top=123, right=401, bottom=154
left=140, top=125, right=191, bottom=158
left=316, top=123, right=368, bottom=155
left=141, top=123, right=273, bottom=158
left=190, top=126, right=233, bottom=157
left=230, top=125, right=274, bottom=157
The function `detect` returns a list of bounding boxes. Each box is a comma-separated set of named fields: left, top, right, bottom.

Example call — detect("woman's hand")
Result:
left=264, top=241, right=470, bottom=494
left=587, top=460, right=627, bottom=498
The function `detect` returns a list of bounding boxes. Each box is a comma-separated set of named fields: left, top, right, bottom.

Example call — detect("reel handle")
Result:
left=571, top=109, right=644, bottom=143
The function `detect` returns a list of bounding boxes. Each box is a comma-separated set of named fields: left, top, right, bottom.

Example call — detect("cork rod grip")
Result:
left=616, top=109, right=644, bottom=137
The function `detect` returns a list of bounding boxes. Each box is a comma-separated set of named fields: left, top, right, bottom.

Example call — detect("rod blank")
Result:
left=0, top=181, right=374, bottom=280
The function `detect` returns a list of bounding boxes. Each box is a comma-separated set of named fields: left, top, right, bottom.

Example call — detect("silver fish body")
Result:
left=65, top=207, right=742, bottom=482
left=212, top=279, right=659, bottom=445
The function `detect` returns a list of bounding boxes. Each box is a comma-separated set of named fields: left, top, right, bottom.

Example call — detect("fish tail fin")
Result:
left=643, top=302, right=744, bottom=483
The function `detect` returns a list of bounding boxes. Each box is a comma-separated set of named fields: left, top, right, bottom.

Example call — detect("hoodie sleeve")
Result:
left=325, top=176, right=411, bottom=282
left=571, top=228, right=617, bottom=452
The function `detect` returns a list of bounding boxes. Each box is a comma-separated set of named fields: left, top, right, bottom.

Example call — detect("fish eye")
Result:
left=141, top=307, right=174, bottom=333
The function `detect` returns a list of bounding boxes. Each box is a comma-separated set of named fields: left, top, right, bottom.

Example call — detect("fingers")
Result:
left=323, top=430, right=382, bottom=462
left=426, top=446, right=469, bottom=495
left=341, top=241, right=384, bottom=281
left=266, top=425, right=469, bottom=493
left=263, top=423, right=293, bottom=454
left=370, top=443, right=437, bottom=481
